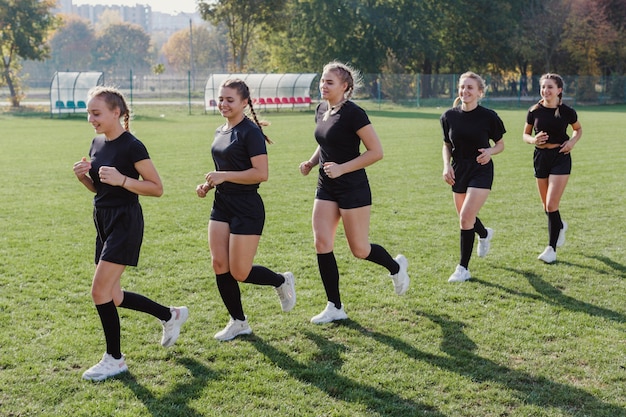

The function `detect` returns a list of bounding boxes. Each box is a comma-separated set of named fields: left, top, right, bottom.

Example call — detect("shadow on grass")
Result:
left=120, top=356, right=217, bottom=417
left=349, top=313, right=626, bottom=416
left=483, top=266, right=625, bottom=324
left=584, top=254, right=626, bottom=279
left=251, top=327, right=445, bottom=416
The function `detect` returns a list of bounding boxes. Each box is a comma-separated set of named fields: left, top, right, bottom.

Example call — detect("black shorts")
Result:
left=210, top=190, right=265, bottom=235
left=451, top=159, right=494, bottom=193
left=534, top=147, right=572, bottom=178
left=94, top=203, right=143, bottom=266
left=315, top=176, right=372, bottom=209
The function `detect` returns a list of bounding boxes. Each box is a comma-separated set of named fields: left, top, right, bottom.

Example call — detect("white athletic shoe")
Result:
left=538, top=246, right=557, bottom=264
left=82, top=353, right=128, bottom=381
left=214, top=317, right=252, bottom=341
left=161, top=306, right=189, bottom=347
left=556, top=221, right=568, bottom=248
left=275, top=272, right=296, bottom=312
left=310, top=302, right=348, bottom=324
left=390, top=254, right=410, bottom=295
left=448, top=265, right=471, bottom=283
left=477, top=228, right=494, bottom=258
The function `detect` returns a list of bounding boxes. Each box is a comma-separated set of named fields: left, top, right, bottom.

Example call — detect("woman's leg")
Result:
left=312, top=199, right=341, bottom=306
left=455, top=188, right=490, bottom=268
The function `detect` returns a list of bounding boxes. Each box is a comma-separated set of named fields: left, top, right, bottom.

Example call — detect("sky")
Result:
left=72, top=0, right=199, bottom=15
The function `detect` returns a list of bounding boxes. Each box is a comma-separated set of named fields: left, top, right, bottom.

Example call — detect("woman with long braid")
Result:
left=299, top=61, right=409, bottom=324
left=196, top=79, right=295, bottom=341
left=523, top=73, right=582, bottom=263
left=73, top=86, right=188, bottom=381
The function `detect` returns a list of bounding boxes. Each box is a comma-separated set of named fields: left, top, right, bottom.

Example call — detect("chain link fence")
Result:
left=5, top=72, right=626, bottom=109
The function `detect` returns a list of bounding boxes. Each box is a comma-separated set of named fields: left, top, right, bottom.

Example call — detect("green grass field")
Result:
left=0, top=102, right=624, bottom=417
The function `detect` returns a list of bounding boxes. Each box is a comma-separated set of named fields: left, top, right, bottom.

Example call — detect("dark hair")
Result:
left=322, top=61, right=362, bottom=100
left=221, top=78, right=272, bottom=144
left=453, top=71, right=486, bottom=108
left=531, top=73, right=564, bottom=117
left=88, top=86, right=131, bottom=131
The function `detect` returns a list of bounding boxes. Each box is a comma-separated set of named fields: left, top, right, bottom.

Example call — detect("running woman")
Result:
left=299, top=61, right=410, bottom=324
left=73, top=86, right=188, bottom=381
left=441, top=71, right=505, bottom=282
left=196, top=78, right=295, bottom=341
left=523, top=73, right=582, bottom=263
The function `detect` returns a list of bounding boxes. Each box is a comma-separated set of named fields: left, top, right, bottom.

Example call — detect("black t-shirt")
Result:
left=526, top=103, right=578, bottom=145
left=314, top=100, right=371, bottom=185
left=211, top=117, right=267, bottom=193
left=88, top=131, right=149, bottom=207
left=440, top=105, right=506, bottom=160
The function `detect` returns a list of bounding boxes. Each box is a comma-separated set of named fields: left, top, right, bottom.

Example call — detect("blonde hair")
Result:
left=453, top=72, right=486, bottom=107
left=88, top=86, right=131, bottom=131
left=221, top=78, right=272, bottom=144
left=322, top=61, right=363, bottom=101
left=530, top=73, right=564, bottom=118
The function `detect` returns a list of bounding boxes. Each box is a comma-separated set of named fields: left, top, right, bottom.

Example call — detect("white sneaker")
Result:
left=310, top=302, right=348, bottom=324
left=390, top=254, right=410, bottom=295
left=161, top=306, right=189, bottom=347
left=214, top=317, right=252, bottom=341
left=275, top=272, right=296, bottom=312
left=556, top=221, right=568, bottom=248
left=82, top=353, right=128, bottom=381
left=538, top=246, right=557, bottom=263
left=448, top=265, right=471, bottom=283
left=477, top=228, right=494, bottom=258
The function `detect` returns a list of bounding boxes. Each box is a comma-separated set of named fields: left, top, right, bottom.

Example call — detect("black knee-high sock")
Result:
left=243, top=265, right=284, bottom=287
left=365, top=243, right=399, bottom=275
left=460, top=229, right=475, bottom=269
left=317, top=252, right=341, bottom=309
left=119, top=291, right=171, bottom=321
left=474, top=217, right=487, bottom=239
left=216, top=272, right=245, bottom=321
left=95, top=301, right=122, bottom=359
left=547, top=210, right=563, bottom=250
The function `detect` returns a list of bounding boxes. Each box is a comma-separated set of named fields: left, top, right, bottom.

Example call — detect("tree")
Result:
left=0, top=0, right=59, bottom=107
left=162, top=24, right=228, bottom=74
left=198, top=0, right=286, bottom=71
left=94, top=22, right=152, bottom=78
left=49, top=15, right=95, bottom=71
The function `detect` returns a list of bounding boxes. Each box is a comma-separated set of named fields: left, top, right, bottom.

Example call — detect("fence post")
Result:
left=129, top=69, right=133, bottom=107
left=188, top=70, right=192, bottom=115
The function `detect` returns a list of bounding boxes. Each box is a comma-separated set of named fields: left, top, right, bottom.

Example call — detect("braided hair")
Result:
left=221, top=78, right=272, bottom=144
left=531, top=73, right=564, bottom=118
left=87, top=86, right=131, bottom=131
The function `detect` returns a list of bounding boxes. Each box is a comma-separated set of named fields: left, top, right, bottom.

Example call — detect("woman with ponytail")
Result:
left=441, top=72, right=506, bottom=282
left=523, top=73, right=583, bottom=263
left=299, top=61, right=410, bottom=324
left=196, top=78, right=295, bottom=341
left=73, top=86, right=188, bottom=381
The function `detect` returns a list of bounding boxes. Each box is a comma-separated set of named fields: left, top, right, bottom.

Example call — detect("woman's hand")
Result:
left=98, top=166, right=125, bottom=186
left=299, top=160, right=314, bottom=176
left=476, top=148, right=492, bottom=165
left=205, top=171, right=226, bottom=188
left=73, top=157, right=91, bottom=180
left=442, top=165, right=455, bottom=185
left=196, top=182, right=213, bottom=198
left=323, top=162, right=343, bottom=179
left=534, top=131, right=549, bottom=145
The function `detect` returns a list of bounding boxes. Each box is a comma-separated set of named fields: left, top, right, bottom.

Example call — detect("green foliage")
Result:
left=94, top=22, right=152, bottom=77
left=0, top=103, right=625, bottom=416
left=0, top=0, right=59, bottom=106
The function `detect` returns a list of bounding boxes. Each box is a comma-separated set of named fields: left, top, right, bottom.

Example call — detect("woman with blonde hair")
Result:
left=441, top=72, right=506, bottom=282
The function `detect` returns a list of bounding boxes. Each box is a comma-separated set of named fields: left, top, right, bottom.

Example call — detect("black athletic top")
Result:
left=211, top=117, right=267, bottom=193
left=88, top=131, right=149, bottom=208
left=526, top=103, right=578, bottom=145
left=441, top=105, right=506, bottom=161
left=314, top=100, right=371, bottom=185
